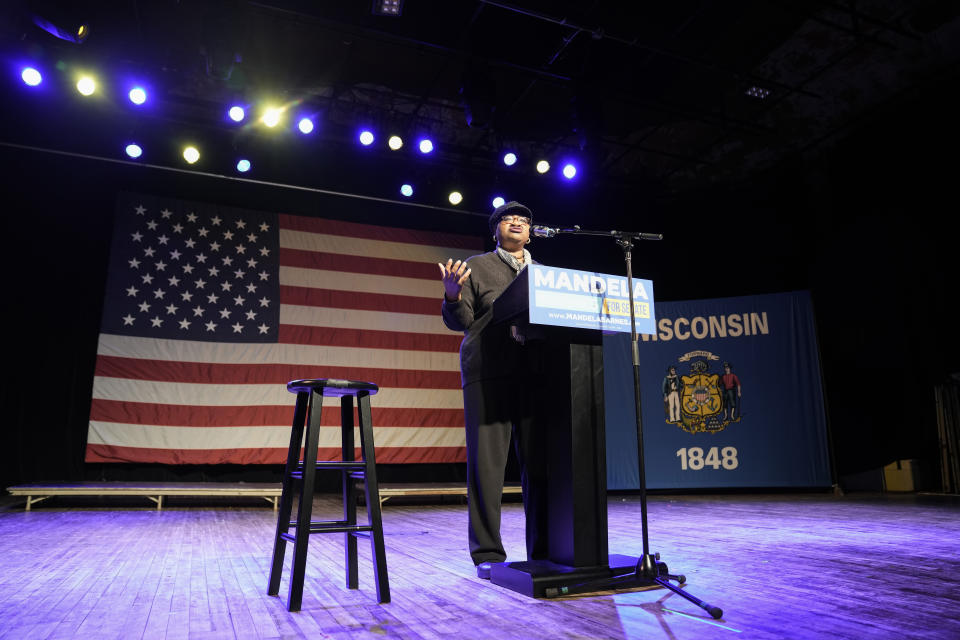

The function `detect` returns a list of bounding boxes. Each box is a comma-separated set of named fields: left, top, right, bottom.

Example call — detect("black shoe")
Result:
left=476, top=562, right=492, bottom=579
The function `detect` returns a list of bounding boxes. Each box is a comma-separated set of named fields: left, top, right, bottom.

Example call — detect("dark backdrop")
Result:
left=2, top=75, right=956, bottom=492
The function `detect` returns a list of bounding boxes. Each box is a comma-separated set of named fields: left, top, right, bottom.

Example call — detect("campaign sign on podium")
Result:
left=487, top=264, right=657, bottom=598
left=527, top=264, right=656, bottom=334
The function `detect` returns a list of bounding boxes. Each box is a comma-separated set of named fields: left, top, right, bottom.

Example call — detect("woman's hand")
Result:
left=438, top=259, right=471, bottom=302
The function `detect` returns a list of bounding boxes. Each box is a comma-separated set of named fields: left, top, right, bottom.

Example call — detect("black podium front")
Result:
left=487, top=269, right=640, bottom=597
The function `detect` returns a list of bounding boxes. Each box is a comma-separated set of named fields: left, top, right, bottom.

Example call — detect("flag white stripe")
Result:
left=88, top=421, right=466, bottom=450
left=97, top=334, right=461, bottom=371
left=280, top=229, right=475, bottom=264
left=279, top=266, right=442, bottom=299
left=91, top=377, right=463, bottom=408
left=279, top=304, right=450, bottom=335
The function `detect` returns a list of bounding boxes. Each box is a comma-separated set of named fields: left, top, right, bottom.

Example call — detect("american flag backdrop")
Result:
left=86, top=194, right=482, bottom=464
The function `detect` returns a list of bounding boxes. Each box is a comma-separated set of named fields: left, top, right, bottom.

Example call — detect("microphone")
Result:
left=531, top=225, right=558, bottom=238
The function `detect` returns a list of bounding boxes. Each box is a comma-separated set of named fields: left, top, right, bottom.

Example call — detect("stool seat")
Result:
left=268, top=377, right=389, bottom=610
left=287, top=379, right=379, bottom=396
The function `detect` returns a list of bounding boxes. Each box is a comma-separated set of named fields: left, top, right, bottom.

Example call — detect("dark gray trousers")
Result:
left=463, top=377, right=549, bottom=565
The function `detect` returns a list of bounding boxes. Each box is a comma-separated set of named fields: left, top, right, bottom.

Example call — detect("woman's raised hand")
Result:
left=438, top=259, right=471, bottom=302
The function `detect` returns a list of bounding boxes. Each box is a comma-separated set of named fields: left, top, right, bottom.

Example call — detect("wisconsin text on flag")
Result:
left=86, top=194, right=482, bottom=464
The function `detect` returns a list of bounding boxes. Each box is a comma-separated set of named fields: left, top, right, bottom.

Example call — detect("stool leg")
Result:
left=358, top=391, right=390, bottom=603
left=341, top=395, right=358, bottom=590
left=288, top=389, right=322, bottom=612
left=268, top=391, right=308, bottom=596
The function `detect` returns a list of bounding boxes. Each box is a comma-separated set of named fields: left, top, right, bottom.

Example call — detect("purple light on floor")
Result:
left=21, top=67, right=42, bottom=86
left=359, top=130, right=375, bottom=146
left=418, top=139, right=434, bottom=154
left=562, top=163, right=577, bottom=179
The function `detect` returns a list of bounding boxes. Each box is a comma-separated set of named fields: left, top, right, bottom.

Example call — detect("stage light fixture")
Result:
left=183, top=146, right=200, bottom=164
left=388, top=135, right=403, bottom=150
left=228, top=106, right=245, bottom=122
left=536, top=160, right=550, bottom=174
left=492, top=196, right=505, bottom=209
left=236, top=159, right=251, bottom=173
left=31, top=12, right=89, bottom=44
left=746, top=86, right=771, bottom=99
left=125, top=144, right=142, bottom=159
left=372, top=0, right=403, bottom=16
left=262, top=108, right=282, bottom=128
left=359, top=130, right=375, bottom=146
left=400, top=184, right=413, bottom=197
left=128, top=87, right=147, bottom=105
left=418, top=139, right=434, bottom=154
left=562, top=163, right=577, bottom=179
left=448, top=191, right=463, bottom=205
left=21, top=67, right=42, bottom=86
left=298, top=117, right=314, bottom=134
left=502, top=152, right=517, bottom=166
left=76, top=76, right=96, bottom=96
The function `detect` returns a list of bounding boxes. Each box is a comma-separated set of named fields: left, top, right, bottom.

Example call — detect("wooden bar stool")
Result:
left=267, top=378, right=390, bottom=611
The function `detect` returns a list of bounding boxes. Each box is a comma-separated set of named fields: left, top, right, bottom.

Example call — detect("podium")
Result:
left=487, top=268, right=640, bottom=597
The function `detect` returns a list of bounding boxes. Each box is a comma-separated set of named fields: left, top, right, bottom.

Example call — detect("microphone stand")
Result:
left=540, top=225, right=723, bottom=620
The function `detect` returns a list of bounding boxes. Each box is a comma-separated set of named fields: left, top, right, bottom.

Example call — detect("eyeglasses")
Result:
left=499, top=215, right=531, bottom=226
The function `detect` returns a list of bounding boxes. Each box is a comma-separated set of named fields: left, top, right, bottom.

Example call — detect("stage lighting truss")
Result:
left=32, top=12, right=89, bottom=44
left=22, top=56, right=589, bottom=205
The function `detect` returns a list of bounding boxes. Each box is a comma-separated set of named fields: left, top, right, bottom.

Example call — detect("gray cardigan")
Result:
left=441, top=251, right=538, bottom=387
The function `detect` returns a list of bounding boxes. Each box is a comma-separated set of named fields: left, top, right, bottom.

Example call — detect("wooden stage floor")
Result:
left=1, top=492, right=958, bottom=639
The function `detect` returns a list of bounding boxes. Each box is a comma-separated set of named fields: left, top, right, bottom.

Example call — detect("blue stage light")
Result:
left=128, top=87, right=147, bottom=105
left=359, top=130, right=375, bottom=146
left=228, top=106, right=245, bottom=122
left=562, top=163, right=577, bottom=179
left=400, top=184, right=413, bottom=197
left=298, top=117, right=314, bottom=134
left=492, top=196, right=505, bottom=209
left=502, top=152, right=517, bottom=166
left=236, top=159, right=251, bottom=173
left=418, top=139, right=434, bottom=154
left=21, top=67, right=42, bottom=86
left=125, top=144, right=142, bottom=159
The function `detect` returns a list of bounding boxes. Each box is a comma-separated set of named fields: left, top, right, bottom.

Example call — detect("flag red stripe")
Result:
left=280, top=285, right=437, bottom=315
left=280, top=248, right=443, bottom=280
left=279, top=213, right=483, bottom=251
left=85, top=443, right=466, bottom=464
left=89, top=399, right=465, bottom=428
left=94, top=356, right=462, bottom=388
left=278, top=324, right=461, bottom=352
